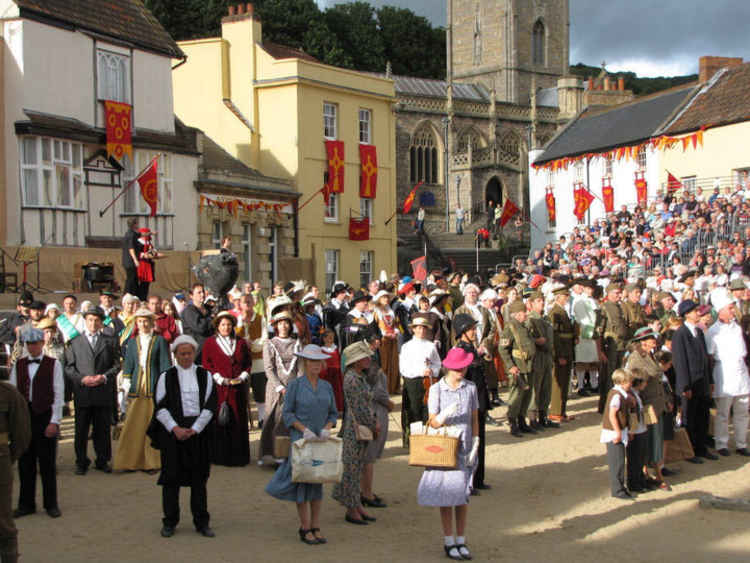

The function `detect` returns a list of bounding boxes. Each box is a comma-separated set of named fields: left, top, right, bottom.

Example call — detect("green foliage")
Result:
left=569, top=62, right=698, bottom=97
left=145, top=0, right=446, bottom=79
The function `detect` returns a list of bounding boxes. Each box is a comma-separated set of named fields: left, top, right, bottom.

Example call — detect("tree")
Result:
left=377, top=6, right=445, bottom=79
left=323, top=2, right=385, bottom=72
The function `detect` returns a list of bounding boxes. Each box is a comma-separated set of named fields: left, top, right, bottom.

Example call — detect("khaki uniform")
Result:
left=548, top=304, right=575, bottom=418
left=498, top=319, right=536, bottom=421
left=621, top=301, right=647, bottom=341
left=526, top=312, right=554, bottom=422
left=599, top=301, right=628, bottom=413
left=0, top=382, right=31, bottom=563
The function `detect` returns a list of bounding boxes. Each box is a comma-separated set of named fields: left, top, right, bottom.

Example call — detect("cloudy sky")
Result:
left=314, top=0, right=750, bottom=77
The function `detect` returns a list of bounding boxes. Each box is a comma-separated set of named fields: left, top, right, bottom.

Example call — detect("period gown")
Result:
left=201, top=334, right=252, bottom=466
left=113, top=332, right=171, bottom=471
left=260, top=335, right=301, bottom=461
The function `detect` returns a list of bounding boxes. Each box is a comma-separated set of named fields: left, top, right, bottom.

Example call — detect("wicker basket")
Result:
left=408, top=434, right=459, bottom=468
left=274, top=436, right=291, bottom=458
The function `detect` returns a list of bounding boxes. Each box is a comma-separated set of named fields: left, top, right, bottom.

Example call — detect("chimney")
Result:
left=587, top=78, right=593, bottom=90
left=228, top=5, right=235, bottom=15
left=699, top=55, right=743, bottom=83
left=603, top=77, right=610, bottom=91
left=617, top=76, right=625, bottom=91
left=246, top=3, right=253, bottom=17
left=236, top=4, right=244, bottom=14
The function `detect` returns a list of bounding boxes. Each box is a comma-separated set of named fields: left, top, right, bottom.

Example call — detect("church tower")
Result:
left=447, top=0, right=569, bottom=104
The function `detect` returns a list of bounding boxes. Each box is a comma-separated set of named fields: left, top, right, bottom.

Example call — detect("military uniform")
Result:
left=0, top=382, right=31, bottom=563
left=526, top=309, right=554, bottom=428
left=599, top=297, right=628, bottom=413
left=498, top=314, right=536, bottom=435
left=548, top=301, right=575, bottom=420
left=621, top=299, right=647, bottom=341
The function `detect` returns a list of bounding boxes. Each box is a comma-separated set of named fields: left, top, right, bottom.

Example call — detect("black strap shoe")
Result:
left=444, top=545, right=463, bottom=560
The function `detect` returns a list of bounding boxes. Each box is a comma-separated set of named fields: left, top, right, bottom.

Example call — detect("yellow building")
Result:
left=172, top=4, right=397, bottom=291
left=658, top=58, right=750, bottom=193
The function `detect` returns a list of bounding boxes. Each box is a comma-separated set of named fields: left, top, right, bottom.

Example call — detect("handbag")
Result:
left=354, top=423, right=373, bottom=441
left=643, top=404, right=659, bottom=426
left=217, top=401, right=232, bottom=427
left=291, top=437, right=344, bottom=484
left=665, top=427, right=695, bottom=464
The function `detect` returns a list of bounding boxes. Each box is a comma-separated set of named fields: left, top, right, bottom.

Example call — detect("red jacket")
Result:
left=154, top=313, right=178, bottom=344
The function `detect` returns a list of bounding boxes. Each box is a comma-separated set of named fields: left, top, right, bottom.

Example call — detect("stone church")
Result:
left=395, top=0, right=581, bottom=241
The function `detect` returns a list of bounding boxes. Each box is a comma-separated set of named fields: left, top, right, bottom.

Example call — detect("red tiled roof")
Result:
left=14, top=0, right=183, bottom=58
left=261, top=41, right=319, bottom=63
left=666, top=62, right=750, bottom=135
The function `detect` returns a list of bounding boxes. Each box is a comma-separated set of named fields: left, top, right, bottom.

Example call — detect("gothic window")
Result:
left=410, top=126, right=439, bottom=184
left=457, top=129, right=486, bottom=153
left=498, top=131, right=520, bottom=166
left=532, top=20, right=545, bottom=66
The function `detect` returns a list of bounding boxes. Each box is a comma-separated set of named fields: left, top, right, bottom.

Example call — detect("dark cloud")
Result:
left=318, top=1, right=750, bottom=77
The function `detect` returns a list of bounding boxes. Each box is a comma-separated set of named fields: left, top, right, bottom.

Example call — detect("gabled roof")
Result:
left=13, top=0, right=183, bottom=59
left=535, top=84, right=697, bottom=164
left=664, top=62, right=750, bottom=135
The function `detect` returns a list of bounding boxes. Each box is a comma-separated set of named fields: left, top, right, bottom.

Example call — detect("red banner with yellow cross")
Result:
left=104, top=100, right=133, bottom=162
left=325, top=140, right=345, bottom=193
left=359, top=144, right=377, bottom=198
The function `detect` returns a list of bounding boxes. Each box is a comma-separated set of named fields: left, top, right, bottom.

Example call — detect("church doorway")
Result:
left=485, top=177, right=502, bottom=209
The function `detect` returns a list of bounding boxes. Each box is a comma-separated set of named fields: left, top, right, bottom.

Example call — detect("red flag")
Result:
left=348, top=217, right=369, bottom=241
left=321, top=184, right=331, bottom=207
left=325, top=140, right=345, bottom=193
left=359, top=144, right=378, bottom=198
left=602, top=179, right=614, bottom=213
left=573, top=185, right=594, bottom=221
left=499, top=199, right=519, bottom=227
left=402, top=181, right=423, bottom=214
left=137, top=157, right=159, bottom=217
left=635, top=173, right=647, bottom=205
left=410, top=255, right=427, bottom=281
left=104, top=100, right=132, bottom=162
left=666, top=171, right=682, bottom=193
left=545, top=189, right=556, bottom=223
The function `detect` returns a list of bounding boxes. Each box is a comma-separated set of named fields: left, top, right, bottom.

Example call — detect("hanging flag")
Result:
left=635, top=172, right=647, bottom=205
left=325, top=140, right=345, bottom=193
left=545, top=188, right=556, bottom=224
left=602, top=179, right=614, bottom=213
left=321, top=184, right=331, bottom=207
left=359, top=144, right=378, bottom=198
left=136, top=157, right=159, bottom=217
left=402, top=181, right=423, bottom=214
left=104, top=100, right=133, bottom=162
left=573, top=185, right=594, bottom=221
left=666, top=171, right=683, bottom=193
left=348, top=217, right=369, bottom=241
left=410, top=255, right=427, bottom=281
left=499, top=198, right=520, bottom=227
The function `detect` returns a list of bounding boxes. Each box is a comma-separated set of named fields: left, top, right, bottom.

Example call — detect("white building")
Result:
left=0, top=0, right=200, bottom=288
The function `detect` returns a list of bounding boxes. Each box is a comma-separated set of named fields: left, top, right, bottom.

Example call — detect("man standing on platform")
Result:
left=64, top=306, right=121, bottom=474
left=122, top=217, right=140, bottom=297
left=9, top=328, right=63, bottom=519
left=181, top=284, right=214, bottom=357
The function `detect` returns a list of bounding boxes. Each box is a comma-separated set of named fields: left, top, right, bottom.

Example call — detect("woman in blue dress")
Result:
left=266, top=344, right=338, bottom=545
left=417, top=347, right=479, bottom=561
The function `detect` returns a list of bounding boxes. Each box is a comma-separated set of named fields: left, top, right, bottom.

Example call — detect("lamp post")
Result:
left=442, top=117, right=450, bottom=232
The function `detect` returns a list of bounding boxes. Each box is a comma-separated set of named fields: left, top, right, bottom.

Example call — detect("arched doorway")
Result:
left=485, top=177, right=502, bottom=209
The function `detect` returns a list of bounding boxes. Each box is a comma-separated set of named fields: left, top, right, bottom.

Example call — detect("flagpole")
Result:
left=297, top=185, right=326, bottom=212
left=384, top=210, right=398, bottom=226
left=98, top=154, right=159, bottom=217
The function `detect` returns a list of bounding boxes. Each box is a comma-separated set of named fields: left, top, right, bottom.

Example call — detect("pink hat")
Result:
left=442, top=347, right=474, bottom=371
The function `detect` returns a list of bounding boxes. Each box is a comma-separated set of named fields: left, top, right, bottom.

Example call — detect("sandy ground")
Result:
left=14, top=393, right=750, bottom=563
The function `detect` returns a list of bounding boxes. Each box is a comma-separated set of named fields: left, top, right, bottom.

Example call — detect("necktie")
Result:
left=28, top=359, right=40, bottom=365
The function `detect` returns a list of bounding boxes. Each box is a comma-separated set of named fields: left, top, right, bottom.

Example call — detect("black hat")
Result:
left=678, top=299, right=698, bottom=317
left=330, top=282, right=348, bottom=298
left=99, top=290, right=119, bottom=298
left=83, top=305, right=106, bottom=319
left=18, top=292, right=33, bottom=307
left=453, top=313, right=477, bottom=338
left=350, top=290, right=371, bottom=305
left=29, top=300, right=46, bottom=311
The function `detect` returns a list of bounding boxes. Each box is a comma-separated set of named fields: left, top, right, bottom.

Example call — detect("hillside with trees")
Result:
left=569, top=63, right=698, bottom=96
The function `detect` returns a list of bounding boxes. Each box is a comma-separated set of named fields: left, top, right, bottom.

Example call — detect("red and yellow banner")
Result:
left=573, top=183, right=594, bottom=221
left=635, top=172, right=647, bottom=205
left=199, top=195, right=287, bottom=216
left=602, top=179, right=614, bottom=213
left=348, top=217, right=369, bottom=241
left=545, top=188, right=556, bottom=224
left=499, top=199, right=520, bottom=227
left=104, top=100, right=132, bottom=162
left=359, top=144, right=377, bottom=198
left=410, top=255, right=427, bottom=281
left=666, top=170, right=683, bottom=193
left=137, top=158, right=158, bottom=217
left=325, top=140, right=345, bottom=193
left=402, top=181, right=423, bottom=214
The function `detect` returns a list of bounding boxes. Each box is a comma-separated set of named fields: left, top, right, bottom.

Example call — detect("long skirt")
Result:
left=646, top=417, right=665, bottom=466
left=380, top=336, right=400, bottom=395
left=266, top=457, right=323, bottom=503
left=113, top=396, right=160, bottom=471
left=332, top=440, right=366, bottom=509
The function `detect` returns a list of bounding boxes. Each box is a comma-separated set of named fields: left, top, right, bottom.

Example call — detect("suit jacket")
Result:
left=672, top=323, right=712, bottom=397
left=64, top=332, right=121, bottom=407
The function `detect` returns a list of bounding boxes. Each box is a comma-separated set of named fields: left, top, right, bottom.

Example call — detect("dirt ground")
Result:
left=15, top=394, right=750, bottom=563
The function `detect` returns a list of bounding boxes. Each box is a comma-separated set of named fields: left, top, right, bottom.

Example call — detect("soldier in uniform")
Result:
left=525, top=291, right=555, bottom=430
left=599, top=283, right=629, bottom=413
left=548, top=286, right=575, bottom=423
left=498, top=300, right=536, bottom=437
left=621, top=283, right=648, bottom=341
left=0, top=376, right=31, bottom=563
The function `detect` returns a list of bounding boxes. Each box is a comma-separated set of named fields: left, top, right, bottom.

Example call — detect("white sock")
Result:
left=576, top=370, right=586, bottom=390
left=590, top=372, right=599, bottom=388
left=257, top=403, right=266, bottom=422
left=456, top=536, right=466, bottom=546
left=444, top=536, right=455, bottom=547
